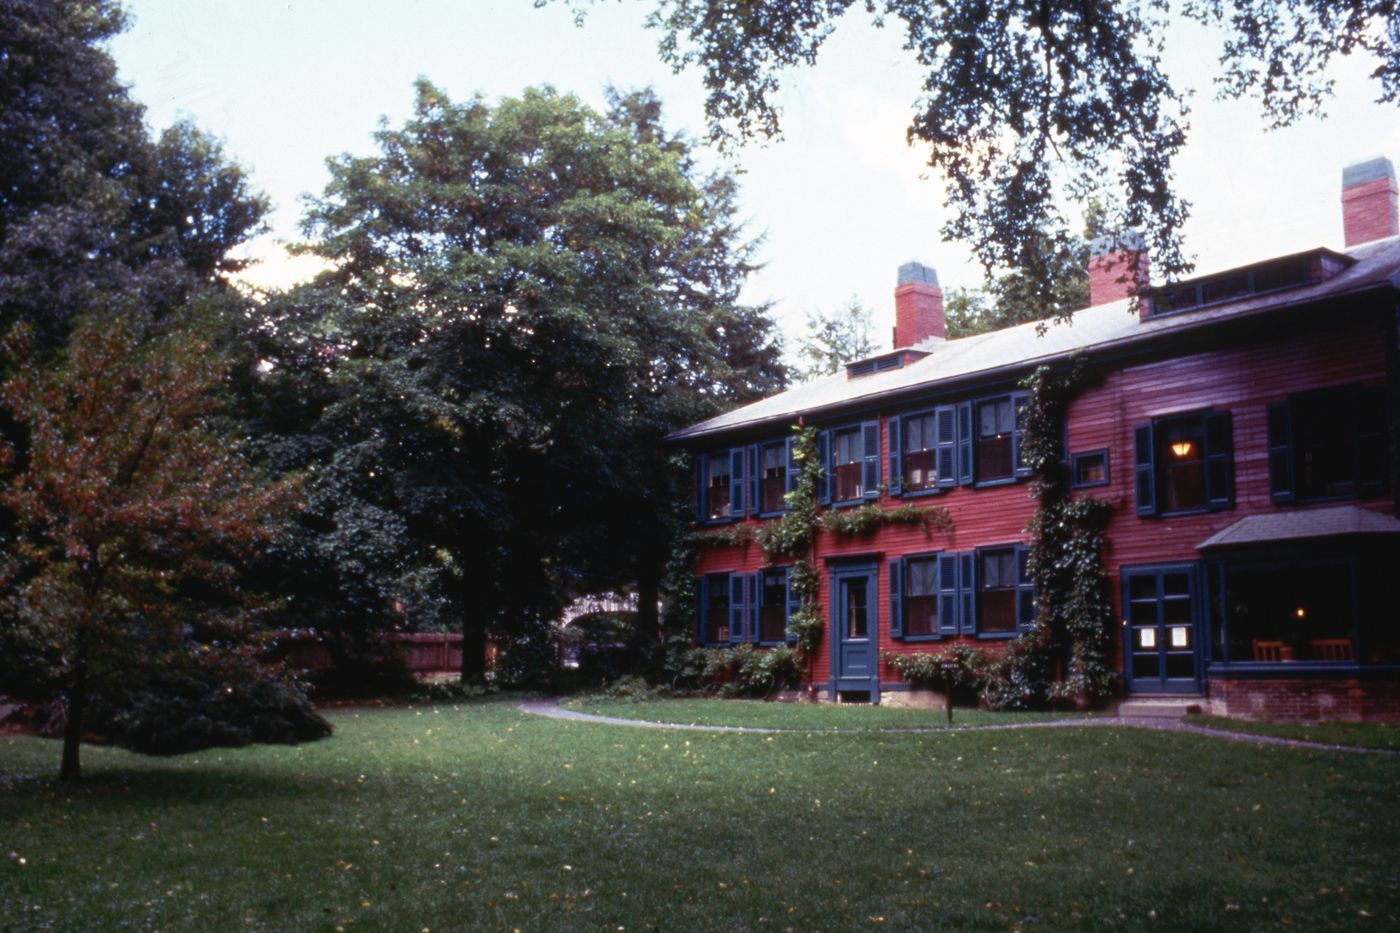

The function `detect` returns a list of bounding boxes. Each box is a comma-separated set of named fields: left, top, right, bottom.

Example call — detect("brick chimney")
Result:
left=1087, top=232, right=1149, bottom=307
left=1342, top=156, right=1399, bottom=247
left=893, top=261, right=945, bottom=348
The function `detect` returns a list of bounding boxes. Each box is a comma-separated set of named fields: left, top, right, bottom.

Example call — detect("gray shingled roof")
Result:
left=670, top=236, right=1400, bottom=443
left=1197, top=505, right=1400, bottom=549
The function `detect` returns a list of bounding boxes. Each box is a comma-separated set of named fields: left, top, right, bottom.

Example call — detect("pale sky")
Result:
left=110, top=1, right=1400, bottom=353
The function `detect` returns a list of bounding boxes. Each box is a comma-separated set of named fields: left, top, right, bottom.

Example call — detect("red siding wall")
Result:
left=693, top=310, right=1395, bottom=706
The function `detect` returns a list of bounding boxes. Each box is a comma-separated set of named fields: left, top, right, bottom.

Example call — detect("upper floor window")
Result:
left=1268, top=384, right=1389, bottom=504
left=695, top=448, right=746, bottom=523
left=976, top=397, right=1019, bottom=482
left=832, top=427, right=863, bottom=502
left=1134, top=411, right=1233, bottom=517
left=819, top=421, right=880, bottom=506
left=705, top=455, right=731, bottom=520
left=758, top=442, right=789, bottom=514
left=964, top=391, right=1031, bottom=485
left=1072, top=449, right=1110, bottom=488
left=889, top=407, right=956, bottom=494
left=889, top=392, right=1031, bottom=496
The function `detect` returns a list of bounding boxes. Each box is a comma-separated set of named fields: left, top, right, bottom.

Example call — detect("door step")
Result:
left=1114, top=698, right=1204, bottom=719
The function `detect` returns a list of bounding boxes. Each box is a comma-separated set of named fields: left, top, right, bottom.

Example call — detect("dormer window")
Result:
left=1144, top=248, right=1353, bottom=318
left=845, top=349, right=929, bottom=379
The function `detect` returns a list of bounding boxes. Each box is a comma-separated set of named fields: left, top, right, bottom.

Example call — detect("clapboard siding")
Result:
left=692, top=310, right=1394, bottom=691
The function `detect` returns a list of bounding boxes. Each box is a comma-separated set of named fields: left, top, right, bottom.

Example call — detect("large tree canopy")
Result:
left=0, top=0, right=268, bottom=348
left=557, top=0, right=1399, bottom=317
left=264, top=83, right=783, bottom=677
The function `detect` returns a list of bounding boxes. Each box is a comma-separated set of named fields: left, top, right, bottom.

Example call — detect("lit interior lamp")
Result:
left=1169, top=440, right=1194, bottom=458
left=1295, top=607, right=1307, bottom=620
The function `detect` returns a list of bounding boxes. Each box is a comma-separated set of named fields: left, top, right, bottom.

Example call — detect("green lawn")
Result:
left=3, top=697, right=1398, bottom=930
left=567, top=696, right=1090, bottom=730
left=1185, top=713, right=1400, bottom=751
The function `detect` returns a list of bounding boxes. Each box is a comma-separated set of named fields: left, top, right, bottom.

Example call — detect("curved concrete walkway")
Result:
left=517, top=699, right=1400, bottom=756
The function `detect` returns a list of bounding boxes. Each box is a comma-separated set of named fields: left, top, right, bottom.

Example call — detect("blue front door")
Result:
left=1123, top=564, right=1203, bottom=694
left=831, top=564, right=878, bottom=699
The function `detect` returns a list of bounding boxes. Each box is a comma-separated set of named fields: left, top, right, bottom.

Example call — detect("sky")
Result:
left=108, top=1, right=1400, bottom=354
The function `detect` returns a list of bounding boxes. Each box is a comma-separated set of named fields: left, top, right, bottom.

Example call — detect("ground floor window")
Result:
left=978, top=548, right=1019, bottom=634
left=702, top=574, right=730, bottom=644
left=1207, top=546, right=1400, bottom=665
left=697, top=569, right=795, bottom=647
left=759, top=568, right=789, bottom=644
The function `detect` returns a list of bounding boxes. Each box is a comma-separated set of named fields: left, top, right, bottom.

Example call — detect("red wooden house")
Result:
left=670, top=157, right=1400, bottom=721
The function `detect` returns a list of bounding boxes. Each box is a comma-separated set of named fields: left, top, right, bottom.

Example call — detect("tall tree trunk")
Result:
left=635, top=562, right=661, bottom=645
left=460, top=567, right=491, bottom=681
left=461, top=621, right=487, bottom=681
left=59, top=659, right=86, bottom=783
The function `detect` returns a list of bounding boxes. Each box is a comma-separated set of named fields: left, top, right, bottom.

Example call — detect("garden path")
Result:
left=517, top=699, right=1400, bottom=756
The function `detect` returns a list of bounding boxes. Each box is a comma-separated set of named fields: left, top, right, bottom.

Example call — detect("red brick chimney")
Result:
left=893, top=261, right=944, bottom=348
left=1087, top=233, right=1149, bottom=308
left=1342, top=157, right=1399, bottom=247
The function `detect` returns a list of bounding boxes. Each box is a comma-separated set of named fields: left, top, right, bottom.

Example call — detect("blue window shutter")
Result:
left=728, top=448, right=746, bottom=517
left=747, top=573, right=759, bottom=642
left=888, top=558, right=904, bottom=640
left=694, top=455, right=705, bottom=522
left=1266, top=401, right=1295, bottom=504
left=1012, top=391, right=1034, bottom=478
left=785, top=436, right=799, bottom=499
left=729, top=574, right=746, bottom=644
left=935, top=405, right=957, bottom=489
left=1134, top=423, right=1157, bottom=516
left=785, top=567, right=800, bottom=644
left=958, top=552, right=976, bottom=635
left=1203, top=411, right=1234, bottom=510
left=957, top=402, right=974, bottom=485
left=818, top=430, right=832, bottom=505
left=937, top=553, right=959, bottom=635
left=1015, top=545, right=1036, bottom=631
left=748, top=445, right=760, bottom=516
left=888, top=416, right=903, bottom=496
left=861, top=421, right=881, bottom=500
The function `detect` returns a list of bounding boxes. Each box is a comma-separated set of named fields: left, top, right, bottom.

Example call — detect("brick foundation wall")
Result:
left=1206, top=676, right=1400, bottom=722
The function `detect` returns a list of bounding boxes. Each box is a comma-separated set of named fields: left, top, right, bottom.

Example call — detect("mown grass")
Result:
left=567, top=696, right=1089, bottom=730
left=1185, top=713, right=1400, bottom=751
left=3, top=696, right=1398, bottom=930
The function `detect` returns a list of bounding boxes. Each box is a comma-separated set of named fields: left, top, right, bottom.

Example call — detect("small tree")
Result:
left=0, top=309, right=319, bottom=781
left=791, top=299, right=876, bottom=382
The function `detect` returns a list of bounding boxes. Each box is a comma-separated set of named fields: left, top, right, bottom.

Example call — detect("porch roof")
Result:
left=1196, top=505, right=1400, bottom=550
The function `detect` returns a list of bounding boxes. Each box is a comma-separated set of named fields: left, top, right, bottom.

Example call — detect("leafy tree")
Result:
left=0, top=310, right=321, bottom=781
left=558, top=0, right=1399, bottom=315
left=791, top=298, right=875, bottom=381
left=275, top=83, right=782, bottom=679
left=0, top=1, right=268, bottom=349
left=945, top=205, right=1111, bottom=338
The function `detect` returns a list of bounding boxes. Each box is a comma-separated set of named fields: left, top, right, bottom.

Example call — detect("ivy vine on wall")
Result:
left=883, top=359, right=1118, bottom=709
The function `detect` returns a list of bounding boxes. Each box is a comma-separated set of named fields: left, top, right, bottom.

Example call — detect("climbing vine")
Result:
left=818, top=502, right=952, bottom=537
left=682, top=424, right=956, bottom=690
left=1001, top=358, right=1119, bottom=708
left=756, top=425, right=824, bottom=654
left=884, top=360, right=1117, bottom=710
left=690, top=523, right=754, bottom=550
